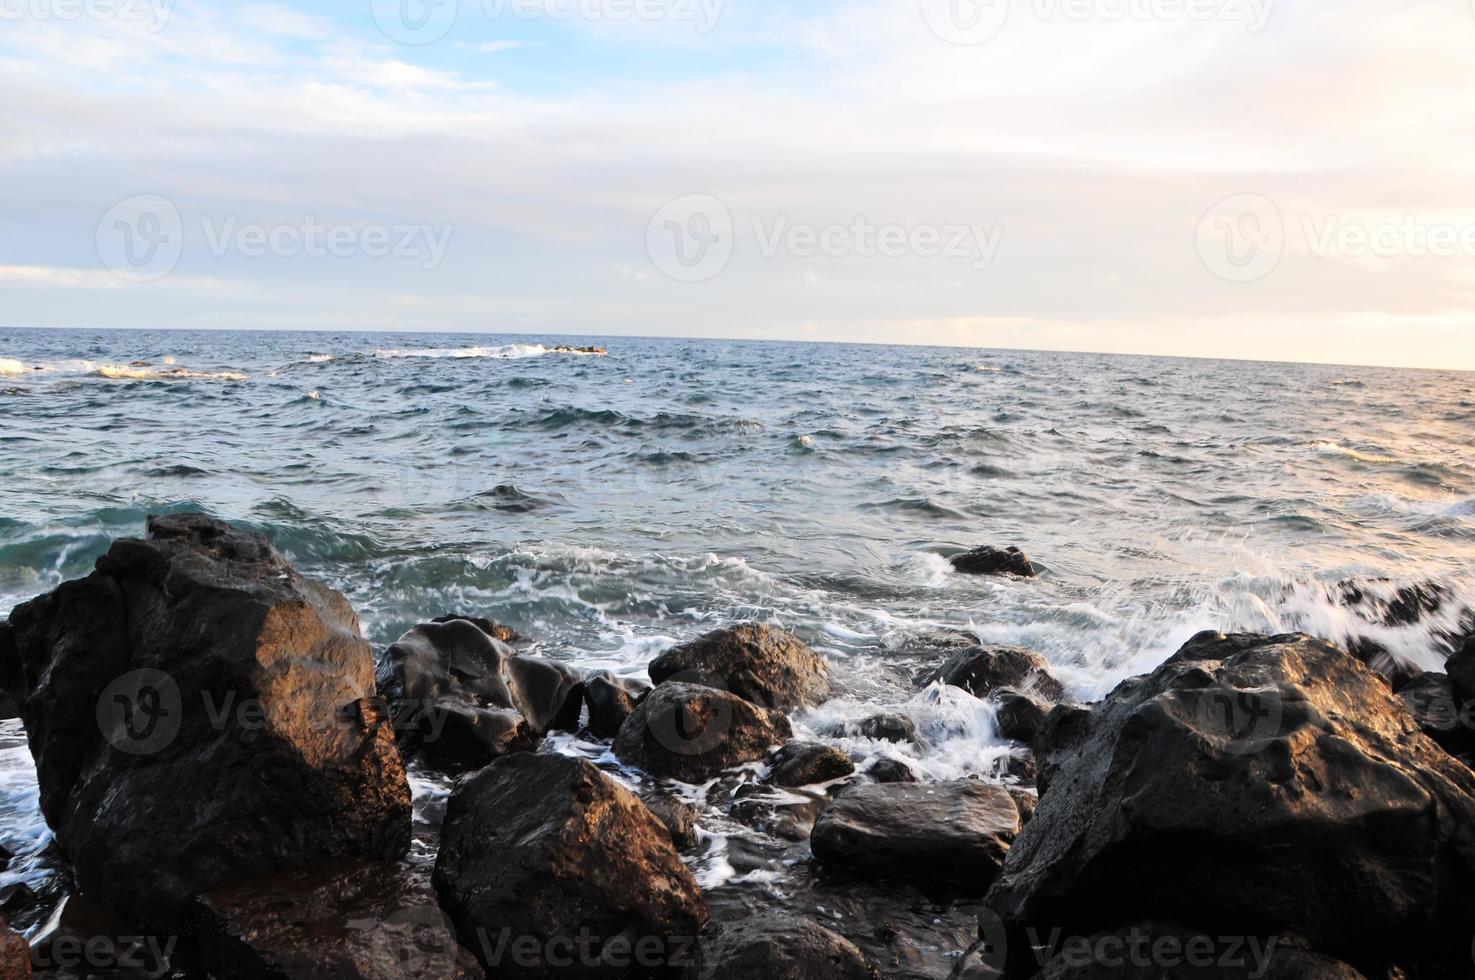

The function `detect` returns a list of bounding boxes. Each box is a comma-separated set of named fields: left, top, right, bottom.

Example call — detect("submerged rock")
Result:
left=686, top=916, right=878, bottom=980
left=583, top=670, right=651, bottom=739
left=949, top=546, right=1036, bottom=578
left=985, top=631, right=1475, bottom=976
left=614, top=682, right=792, bottom=783
left=766, top=741, right=856, bottom=788
left=921, top=646, right=1065, bottom=702
left=811, top=780, right=1019, bottom=888
left=433, top=753, right=709, bottom=978
left=200, top=859, right=482, bottom=980
left=378, top=619, right=582, bottom=768
left=648, top=623, right=832, bottom=710
left=6, top=514, right=411, bottom=929
left=854, top=713, right=920, bottom=745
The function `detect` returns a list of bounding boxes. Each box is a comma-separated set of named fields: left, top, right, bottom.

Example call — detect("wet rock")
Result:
left=904, top=629, right=980, bottom=652
left=986, top=631, right=1475, bottom=976
left=855, top=713, right=920, bottom=745
left=811, top=780, right=1019, bottom=888
left=996, top=751, right=1035, bottom=786
left=0, top=886, right=36, bottom=923
left=27, top=891, right=175, bottom=979
left=200, top=859, right=482, bottom=979
left=0, top=845, right=10, bottom=874
left=686, top=915, right=879, bottom=980
left=1025, top=923, right=1366, bottom=979
left=921, top=646, right=1066, bottom=702
left=0, top=916, right=25, bottom=980
left=1008, top=789, right=1037, bottom=826
left=0, top=623, right=19, bottom=720
left=767, top=742, right=855, bottom=788
left=433, top=753, right=709, bottom=978
left=1445, top=639, right=1475, bottom=705
left=1397, top=671, right=1473, bottom=755
left=991, top=689, right=1049, bottom=743
left=614, top=682, right=792, bottom=783
left=645, top=795, right=701, bottom=850
left=648, top=623, right=832, bottom=710
left=378, top=619, right=582, bottom=768
left=1334, top=579, right=1447, bottom=628
left=865, top=758, right=917, bottom=784
left=583, top=670, right=650, bottom=739
left=727, top=784, right=829, bottom=842
left=6, top=513, right=412, bottom=929
left=949, top=546, right=1036, bottom=578
left=429, top=614, right=521, bottom=644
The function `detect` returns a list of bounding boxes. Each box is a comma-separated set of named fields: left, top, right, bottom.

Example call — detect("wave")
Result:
left=96, top=364, right=248, bottom=382
left=1312, top=440, right=1398, bottom=465
left=374, top=343, right=604, bottom=361
left=0, top=358, right=25, bottom=376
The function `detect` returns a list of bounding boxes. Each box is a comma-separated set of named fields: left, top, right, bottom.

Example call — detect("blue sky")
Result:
left=3, top=0, right=1475, bottom=368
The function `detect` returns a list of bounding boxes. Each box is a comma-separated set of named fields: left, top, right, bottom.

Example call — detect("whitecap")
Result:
left=1312, top=439, right=1398, bottom=465
left=0, top=359, right=24, bottom=376
left=374, top=344, right=552, bottom=360
left=96, top=364, right=248, bottom=382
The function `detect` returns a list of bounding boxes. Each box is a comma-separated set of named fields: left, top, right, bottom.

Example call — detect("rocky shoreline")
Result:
left=0, top=515, right=1473, bottom=977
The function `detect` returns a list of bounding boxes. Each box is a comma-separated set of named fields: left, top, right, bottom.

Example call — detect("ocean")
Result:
left=2, top=327, right=1474, bottom=954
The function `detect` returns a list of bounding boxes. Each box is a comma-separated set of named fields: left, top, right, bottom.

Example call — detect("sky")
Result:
left=3, top=0, right=1475, bottom=369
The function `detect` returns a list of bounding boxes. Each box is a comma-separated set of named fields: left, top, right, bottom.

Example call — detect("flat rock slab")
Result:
left=811, top=780, right=1019, bottom=888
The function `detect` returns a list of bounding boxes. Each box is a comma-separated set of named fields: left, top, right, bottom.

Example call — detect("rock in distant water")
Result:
left=985, top=631, right=1475, bottom=976
left=811, top=781, right=1019, bottom=887
left=429, top=613, right=521, bottom=644
left=0, top=916, right=27, bottom=980
left=767, top=741, right=855, bottom=787
left=583, top=670, right=650, bottom=739
left=378, top=618, right=582, bottom=768
left=614, top=681, right=792, bottom=783
left=949, top=546, right=1036, bottom=578
left=685, top=916, right=878, bottom=980
left=6, top=513, right=412, bottom=929
left=201, top=860, right=483, bottom=980
left=648, top=623, right=832, bottom=710
left=433, top=753, right=709, bottom=978
left=920, top=645, right=1065, bottom=702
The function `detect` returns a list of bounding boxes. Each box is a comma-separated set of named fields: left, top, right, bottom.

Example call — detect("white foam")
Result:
left=1313, top=439, right=1398, bottom=465
left=96, top=364, right=248, bottom=382
left=0, top=358, right=24, bottom=376
left=374, top=344, right=552, bottom=360
left=305, top=354, right=334, bottom=363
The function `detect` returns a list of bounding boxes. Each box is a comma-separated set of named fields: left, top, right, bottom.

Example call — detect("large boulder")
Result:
left=811, top=780, right=1019, bottom=888
left=432, top=753, right=709, bottom=978
left=200, top=859, right=483, bottom=979
left=766, top=741, right=855, bottom=788
left=949, top=546, right=1036, bottom=578
left=686, top=916, right=878, bottom=980
left=648, top=624, right=831, bottom=710
left=5, top=514, right=411, bottom=929
left=614, top=682, right=791, bottom=783
left=921, top=646, right=1065, bottom=702
left=378, top=618, right=582, bottom=768
left=985, top=631, right=1475, bottom=977
left=583, top=670, right=650, bottom=739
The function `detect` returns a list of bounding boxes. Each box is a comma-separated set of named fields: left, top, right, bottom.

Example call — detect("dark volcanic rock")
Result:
left=686, top=916, right=878, bottom=980
left=864, top=758, right=917, bottom=784
left=811, top=780, right=1019, bottom=887
left=614, top=682, right=791, bottom=783
left=949, top=546, right=1036, bottom=578
left=645, top=795, right=701, bottom=850
left=1024, top=923, right=1366, bottom=979
left=0, top=916, right=26, bottom=980
left=429, top=613, right=521, bottom=644
left=921, top=646, right=1065, bottom=702
left=1008, top=788, right=1037, bottom=826
left=6, top=514, right=412, bottom=929
left=648, top=623, right=832, bottom=710
left=854, top=713, right=920, bottom=745
left=378, top=619, right=582, bottom=768
left=1397, top=671, right=1473, bottom=755
left=991, top=689, right=1049, bottom=743
left=433, top=753, right=709, bottom=978
left=767, top=741, right=855, bottom=787
left=1334, top=578, right=1446, bottom=628
left=986, top=631, right=1475, bottom=977
left=1445, top=638, right=1475, bottom=705
left=201, top=859, right=482, bottom=979
left=0, top=623, right=19, bottom=720
left=583, top=670, right=651, bottom=739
